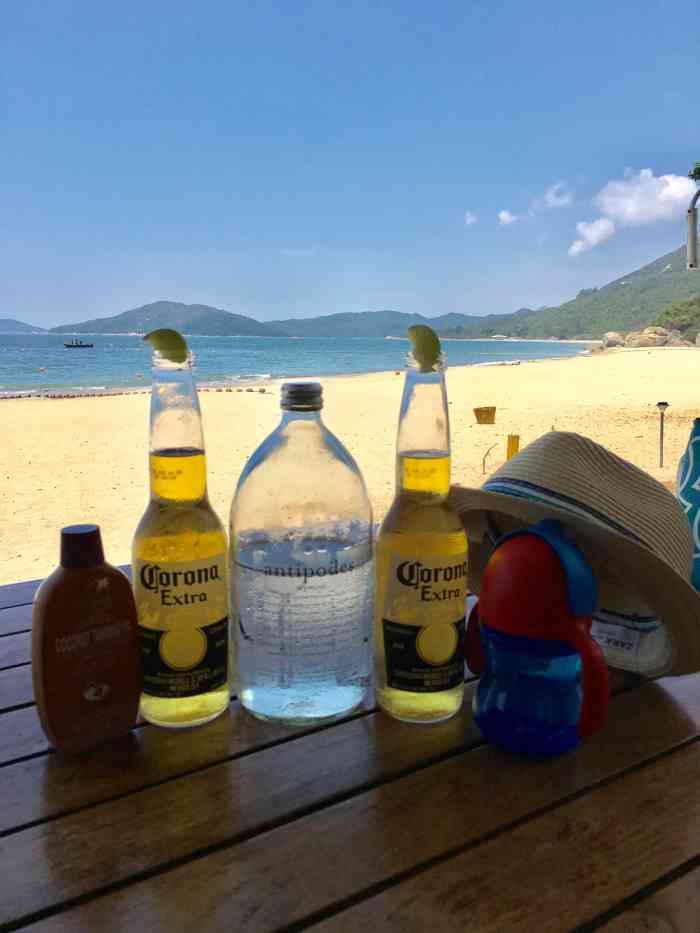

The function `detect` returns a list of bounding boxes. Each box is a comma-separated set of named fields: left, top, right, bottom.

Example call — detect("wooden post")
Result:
left=506, top=434, right=520, bottom=460
left=656, top=402, right=669, bottom=468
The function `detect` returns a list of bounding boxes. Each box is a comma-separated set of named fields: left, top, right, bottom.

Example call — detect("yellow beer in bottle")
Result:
left=132, top=331, right=229, bottom=728
left=374, top=327, right=468, bottom=723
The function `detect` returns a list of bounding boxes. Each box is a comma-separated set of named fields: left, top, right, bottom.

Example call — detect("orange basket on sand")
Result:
left=473, top=406, right=496, bottom=425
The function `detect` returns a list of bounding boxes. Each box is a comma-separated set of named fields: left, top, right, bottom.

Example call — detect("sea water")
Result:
left=0, top=334, right=589, bottom=394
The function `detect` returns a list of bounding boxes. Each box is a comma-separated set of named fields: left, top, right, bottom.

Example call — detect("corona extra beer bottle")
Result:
left=132, top=330, right=229, bottom=728
left=374, top=326, right=468, bottom=723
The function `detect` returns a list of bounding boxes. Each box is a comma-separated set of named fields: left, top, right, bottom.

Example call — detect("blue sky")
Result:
left=2, top=0, right=698, bottom=326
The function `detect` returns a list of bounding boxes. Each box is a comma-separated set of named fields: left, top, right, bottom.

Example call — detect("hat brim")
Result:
left=449, top=484, right=700, bottom=677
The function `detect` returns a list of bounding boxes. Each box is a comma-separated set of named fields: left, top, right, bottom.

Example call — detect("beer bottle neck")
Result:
left=395, top=361, right=451, bottom=501
left=148, top=356, right=208, bottom=503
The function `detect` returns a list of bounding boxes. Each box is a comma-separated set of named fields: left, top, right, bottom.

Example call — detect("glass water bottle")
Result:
left=229, top=382, right=373, bottom=725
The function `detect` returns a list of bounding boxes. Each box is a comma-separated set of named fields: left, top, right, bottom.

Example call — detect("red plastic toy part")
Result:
left=468, top=530, right=610, bottom=739
left=478, top=534, right=573, bottom=641
left=567, top=620, right=609, bottom=737
left=465, top=604, right=485, bottom=675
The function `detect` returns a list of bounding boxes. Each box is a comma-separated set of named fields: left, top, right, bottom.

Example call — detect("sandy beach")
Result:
left=2, top=346, right=698, bottom=586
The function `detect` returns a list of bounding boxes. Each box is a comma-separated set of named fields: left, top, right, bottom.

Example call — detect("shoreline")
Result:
left=11, top=332, right=601, bottom=341
left=0, top=345, right=595, bottom=399
left=9, top=343, right=700, bottom=402
left=2, top=345, right=699, bottom=585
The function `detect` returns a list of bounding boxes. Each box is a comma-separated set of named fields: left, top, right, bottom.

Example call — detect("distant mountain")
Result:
left=503, top=244, right=700, bottom=339
left=272, top=307, right=538, bottom=339
left=50, top=301, right=285, bottom=337
left=0, top=318, right=46, bottom=334
left=43, top=242, right=700, bottom=342
left=274, top=245, right=699, bottom=340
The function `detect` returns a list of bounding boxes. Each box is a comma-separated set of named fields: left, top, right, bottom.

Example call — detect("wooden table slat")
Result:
left=0, top=663, right=34, bottom=712
left=0, top=696, right=485, bottom=927
left=0, top=578, right=41, bottom=610
left=598, top=863, right=700, bottom=932
left=1, top=569, right=693, bottom=933
left=0, top=631, right=30, bottom=670
left=0, top=602, right=32, bottom=637
left=0, top=669, right=478, bottom=769
left=310, top=708, right=700, bottom=932
left=3, top=674, right=688, bottom=933
left=0, top=706, right=52, bottom=763
left=0, top=698, right=373, bottom=836
left=0, top=673, right=630, bottom=827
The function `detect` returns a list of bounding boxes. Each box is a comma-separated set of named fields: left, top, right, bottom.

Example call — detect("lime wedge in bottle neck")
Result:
left=407, top=324, right=441, bottom=373
left=143, top=328, right=189, bottom=364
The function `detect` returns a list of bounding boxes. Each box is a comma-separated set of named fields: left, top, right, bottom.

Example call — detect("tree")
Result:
left=690, top=162, right=700, bottom=182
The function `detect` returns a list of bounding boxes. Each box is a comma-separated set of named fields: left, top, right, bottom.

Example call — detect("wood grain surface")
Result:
left=0, top=632, right=29, bottom=670
left=311, top=681, right=700, bottom=932
left=0, top=664, right=34, bottom=711
left=0, top=602, right=32, bottom=637
left=0, top=697, right=483, bottom=928
left=0, top=674, right=631, bottom=835
left=15, top=676, right=700, bottom=933
left=2, top=569, right=695, bottom=933
left=598, top=863, right=700, bottom=932
left=0, top=580, right=40, bottom=611
left=0, top=706, right=51, bottom=764
left=0, top=698, right=372, bottom=835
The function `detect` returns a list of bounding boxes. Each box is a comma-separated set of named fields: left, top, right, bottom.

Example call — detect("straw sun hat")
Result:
left=449, top=431, right=700, bottom=676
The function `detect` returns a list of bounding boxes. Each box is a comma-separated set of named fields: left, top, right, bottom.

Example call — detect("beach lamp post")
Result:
left=657, top=402, right=669, bottom=468
left=688, top=188, right=699, bottom=271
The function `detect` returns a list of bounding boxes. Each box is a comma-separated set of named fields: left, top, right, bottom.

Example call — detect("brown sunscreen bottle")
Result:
left=32, top=525, right=141, bottom=753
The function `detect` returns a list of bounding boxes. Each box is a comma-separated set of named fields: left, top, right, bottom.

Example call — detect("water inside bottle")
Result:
left=233, top=532, right=373, bottom=724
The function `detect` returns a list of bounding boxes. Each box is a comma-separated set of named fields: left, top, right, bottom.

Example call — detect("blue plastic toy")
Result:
left=465, top=520, right=610, bottom=758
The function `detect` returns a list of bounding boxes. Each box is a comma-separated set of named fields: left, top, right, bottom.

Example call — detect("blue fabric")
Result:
left=676, top=418, right=700, bottom=591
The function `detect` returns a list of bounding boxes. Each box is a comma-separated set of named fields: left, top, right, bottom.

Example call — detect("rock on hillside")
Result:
left=603, top=326, right=695, bottom=349
left=602, top=331, right=624, bottom=348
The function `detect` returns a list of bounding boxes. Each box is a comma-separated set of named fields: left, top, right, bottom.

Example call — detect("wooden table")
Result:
left=3, top=576, right=700, bottom=933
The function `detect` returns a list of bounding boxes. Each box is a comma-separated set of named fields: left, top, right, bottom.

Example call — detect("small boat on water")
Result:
left=64, top=339, right=94, bottom=348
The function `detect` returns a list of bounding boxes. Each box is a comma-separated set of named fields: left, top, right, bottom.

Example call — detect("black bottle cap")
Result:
left=281, top=382, right=323, bottom=411
left=60, top=524, right=105, bottom=569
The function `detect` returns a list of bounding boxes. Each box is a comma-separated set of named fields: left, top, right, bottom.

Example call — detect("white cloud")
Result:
left=543, top=182, right=574, bottom=209
left=568, top=218, right=616, bottom=256
left=464, top=211, right=478, bottom=226
left=595, top=168, right=696, bottom=225
left=568, top=168, right=697, bottom=255
left=529, top=181, right=574, bottom=214
left=498, top=209, right=518, bottom=226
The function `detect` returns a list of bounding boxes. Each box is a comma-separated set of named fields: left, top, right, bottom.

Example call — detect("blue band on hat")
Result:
left=484, top=477, right=643, bottom=545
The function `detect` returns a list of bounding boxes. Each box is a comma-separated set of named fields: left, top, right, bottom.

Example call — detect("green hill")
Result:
left=273, top=244, right=699, bottom=340
left=272, top=307, right=537, bottom=338
left=43, top=242, right=700, bottom=341
left=652, top=295, right=700, bottom=341
left=0, top=318, right=46, bottom=334
left=50, top=301, right=285, bottom=337
left=498, top=243, right=700, bottom=339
